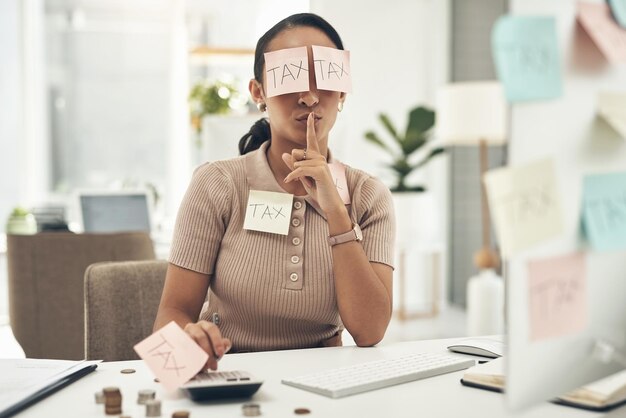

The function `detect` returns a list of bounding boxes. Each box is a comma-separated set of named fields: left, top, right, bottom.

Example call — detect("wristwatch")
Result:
left=327, top=223, right=363, bottom=246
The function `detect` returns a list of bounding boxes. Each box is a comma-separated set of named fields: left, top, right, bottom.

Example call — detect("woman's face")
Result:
left=257, top=26, right=345, bottom=148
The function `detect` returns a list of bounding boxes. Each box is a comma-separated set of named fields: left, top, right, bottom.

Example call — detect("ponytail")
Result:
left=239, top=117, right=271, bottom=155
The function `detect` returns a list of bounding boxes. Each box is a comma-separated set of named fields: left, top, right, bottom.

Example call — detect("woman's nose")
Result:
left=298, top=90, right=319, bottom=107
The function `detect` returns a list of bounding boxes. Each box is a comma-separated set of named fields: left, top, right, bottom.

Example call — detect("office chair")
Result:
left=7, top=232, right=155, bottom=360
left=84, top=260, right=168, bottom=361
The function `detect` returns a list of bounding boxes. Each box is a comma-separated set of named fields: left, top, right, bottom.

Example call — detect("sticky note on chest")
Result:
left=484, top=158, right=564, bottom=258
left=244, top=190, right=294, bottom=235
left=328, top=162, right=350, bottom=204
left=134, top=321, right=208, bottom=391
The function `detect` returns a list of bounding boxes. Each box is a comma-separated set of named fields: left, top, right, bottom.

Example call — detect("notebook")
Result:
left=460, top=358, right=626, bottom=412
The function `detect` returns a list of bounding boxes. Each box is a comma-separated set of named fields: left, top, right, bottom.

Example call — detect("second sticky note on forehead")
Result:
left=264, top=46, right=351, bottom=97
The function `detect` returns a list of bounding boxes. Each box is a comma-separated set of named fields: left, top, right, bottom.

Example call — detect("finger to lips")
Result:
left=306, top=112, right=319, bottom=153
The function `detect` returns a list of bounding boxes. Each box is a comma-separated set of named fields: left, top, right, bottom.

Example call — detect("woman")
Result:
left=154, top=13, right=395, bottom=370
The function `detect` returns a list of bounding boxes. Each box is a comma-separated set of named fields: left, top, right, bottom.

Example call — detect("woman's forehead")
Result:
left=266, top=26, right=337, bottom=53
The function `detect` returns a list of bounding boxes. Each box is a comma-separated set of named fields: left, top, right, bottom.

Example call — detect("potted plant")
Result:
left=364, top=106, right=443, bottom=192
left=188, top=79, right=254, bottom=163
left=364, top=106, right=444, bottom=246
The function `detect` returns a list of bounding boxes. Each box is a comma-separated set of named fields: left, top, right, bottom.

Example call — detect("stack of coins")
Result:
left=94, top=391, right=105, bottom=404
left=145, top=399, right=162, bottom=417
left=137, top=389, right=156, bottom=405
left=102, top=387, right=122, bottom=415
left=172, top=411, right=190, bottom=418
left=241, top=403, right=261, bottom=417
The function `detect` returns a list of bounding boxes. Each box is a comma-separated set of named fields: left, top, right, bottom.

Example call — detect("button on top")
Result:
left=294, top=201, right=303, bottom=210
left=291, top=255, right=300, bottom=264
left=289, top=273, right=299, bottom=282
left=291, top=218, right=301, bottom=227
left=292, top=237, right=301, bottom=245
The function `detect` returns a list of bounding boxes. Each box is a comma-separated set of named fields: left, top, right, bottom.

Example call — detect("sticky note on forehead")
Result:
left=264, top=47, right=310, bottom=98
left=312, top=45, right=352, bottom=93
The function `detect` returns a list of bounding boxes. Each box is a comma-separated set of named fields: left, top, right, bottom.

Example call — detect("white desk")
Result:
left=15, top=337, right=610, bottom=418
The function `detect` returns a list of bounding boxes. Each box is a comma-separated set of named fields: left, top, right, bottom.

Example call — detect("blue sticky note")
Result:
left=582, top=171, right=626, bottom=251
left=609, top=0, right=626, bottom=29
left=491, top=16, right=562, bottom=102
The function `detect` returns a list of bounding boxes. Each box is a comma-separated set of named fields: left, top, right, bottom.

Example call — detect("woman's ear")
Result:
left=249, top=79, right=265, bottom=104
left=339, top=92, right=346, bottom=105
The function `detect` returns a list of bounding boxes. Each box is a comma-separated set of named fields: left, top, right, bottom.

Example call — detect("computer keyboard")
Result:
left=181, top=370, right=263, bottom=401
left=282, top=352, right=475, bottom=398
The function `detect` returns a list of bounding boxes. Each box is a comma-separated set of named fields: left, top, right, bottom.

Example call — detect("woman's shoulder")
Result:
left=342, top=164, right=390, bottom=195
left=192, top=155, right=247, bottom=180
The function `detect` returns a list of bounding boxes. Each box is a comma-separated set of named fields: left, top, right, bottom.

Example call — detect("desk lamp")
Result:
left=436, top=81, right=508, bottom=335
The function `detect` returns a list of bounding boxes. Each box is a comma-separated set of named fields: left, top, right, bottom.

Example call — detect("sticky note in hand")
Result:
left=134, top=321, right=208, bottom=391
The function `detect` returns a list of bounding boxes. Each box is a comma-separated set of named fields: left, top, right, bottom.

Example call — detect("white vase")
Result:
left=392, top=192, right=439, bottom=249
left=467, top=268, right=504, bottom=336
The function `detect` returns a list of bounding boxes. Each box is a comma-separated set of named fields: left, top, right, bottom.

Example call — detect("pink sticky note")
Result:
left=264, top=47, right=310, bottom=98
left=134, top=321, right=208, bottom=391
left=527, top=252, right=588, bottom=342
left=578, top=2, right=626, bottom=64
left=328, top=162, right=350, bottom=204
left=312, top=45, right=352, bottom=93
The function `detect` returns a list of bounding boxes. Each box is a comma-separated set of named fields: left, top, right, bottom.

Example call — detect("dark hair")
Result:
left=238, top=13, right=344, bottom=155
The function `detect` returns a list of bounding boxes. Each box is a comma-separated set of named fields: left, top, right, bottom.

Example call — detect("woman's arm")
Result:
left=326, top=206, right=393, bottom=347
left=154, top=264, right=231, bottom=370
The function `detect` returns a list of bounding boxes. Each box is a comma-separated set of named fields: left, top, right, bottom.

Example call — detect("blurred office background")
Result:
left=0, top=0, right=508, bottom=356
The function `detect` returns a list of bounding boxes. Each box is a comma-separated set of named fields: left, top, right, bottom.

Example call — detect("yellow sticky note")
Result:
left=528, top=252, right=588, bottom=341
left=244, top=190, right=294, bottom=235
left=484, top=159, right=564, bottom=258
left=598, top=91, right=626, bottom=139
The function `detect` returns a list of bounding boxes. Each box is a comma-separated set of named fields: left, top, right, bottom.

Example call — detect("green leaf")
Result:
left=379, top=114, right=401, bottom=144
left=389, top=159, right=412, bottom=178
left=405, top=106, right=435, bottom=140
left=401, top=135, right=426, bottom=156
left=410, top=147, right=445, bottom=171
left=364, top=131, right=392, bottom=154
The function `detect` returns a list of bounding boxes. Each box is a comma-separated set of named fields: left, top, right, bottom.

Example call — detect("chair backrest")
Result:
left=7, top=232, right=155, bottom=360
left=84, top=260, right=168, bottom=361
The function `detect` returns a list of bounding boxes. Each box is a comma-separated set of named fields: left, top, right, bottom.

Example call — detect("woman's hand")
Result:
left=282, top=112, right=344, bottom=214
left=183, top=320, right=232, bottom=371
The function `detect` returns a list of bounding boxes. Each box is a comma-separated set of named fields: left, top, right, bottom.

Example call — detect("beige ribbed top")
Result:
left=169, top=141, right=395, bottom=352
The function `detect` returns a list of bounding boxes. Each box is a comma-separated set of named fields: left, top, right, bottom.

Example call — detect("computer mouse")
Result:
left=447, top=336, right=505, bottom=358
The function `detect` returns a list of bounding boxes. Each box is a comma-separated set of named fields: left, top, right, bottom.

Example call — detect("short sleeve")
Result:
left=168, top=163, right=233, bottom=274
left=353, top=177, right=395, bottom=269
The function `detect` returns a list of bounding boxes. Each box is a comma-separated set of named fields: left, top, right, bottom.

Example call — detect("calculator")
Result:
left=181, top=370, right=263, bottom=401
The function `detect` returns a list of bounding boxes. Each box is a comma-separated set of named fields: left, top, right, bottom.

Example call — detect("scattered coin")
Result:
left=120, top=368, right=136, bottom=374
left=94, top=391, right=104, bottom=404
left=242, top=402, right=261, bottom=416
left=137, top=389, right=156, bottom=404
left=172, top=410, right=190, bottom=418
left=145, top=399, right=162, bottom=417
left=294, top=408, right=311, bottom=415
left=103, top=387, right=122, bottom=415
left=154, top=378, right=160, bottom=383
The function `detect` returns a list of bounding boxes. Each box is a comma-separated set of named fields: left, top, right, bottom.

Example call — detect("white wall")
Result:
left=310, top=0, right=450, bottom=184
